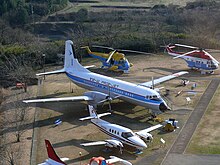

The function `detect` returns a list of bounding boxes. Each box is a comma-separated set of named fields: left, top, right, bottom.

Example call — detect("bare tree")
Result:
left=2, top=90, right=32, bottom=143
left=0, top=143, right=21, bottom=165
left=2, top=53, right=37, bottom=92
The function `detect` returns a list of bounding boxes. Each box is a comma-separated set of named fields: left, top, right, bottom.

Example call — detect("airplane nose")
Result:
left=129, top=137, right=147, bottom=149
left=159, top=102, right=169, bottom=112
left=135, top=139, right=147, bottom=149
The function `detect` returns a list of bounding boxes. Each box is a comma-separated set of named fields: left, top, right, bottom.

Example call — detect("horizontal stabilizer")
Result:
left=97, top=112, right=111, bottom=118
left=84, top=65, right=96, bottom=69
left=79, top=112, right=111, bottom=121
left=79, top=116, right=96, bottom=121
left=36, top=68, right=65, bottom=76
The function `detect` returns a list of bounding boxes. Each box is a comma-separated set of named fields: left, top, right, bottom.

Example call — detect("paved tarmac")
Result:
left=162, top=79, right=220, bottom=165
left=163, top=153, right=220, bottom=165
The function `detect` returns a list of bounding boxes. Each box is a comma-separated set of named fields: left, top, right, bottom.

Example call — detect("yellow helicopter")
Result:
left=81, top=46, right=150, bottom=73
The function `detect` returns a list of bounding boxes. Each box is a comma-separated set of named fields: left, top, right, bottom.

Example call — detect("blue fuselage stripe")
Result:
left=66, top=73, right=161, bottom=105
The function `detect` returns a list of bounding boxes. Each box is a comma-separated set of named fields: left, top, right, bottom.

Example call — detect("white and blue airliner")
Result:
left=24, top=40, right=188, bottom=114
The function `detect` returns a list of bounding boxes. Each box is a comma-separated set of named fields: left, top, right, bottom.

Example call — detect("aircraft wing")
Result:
left=106, top=156, right=132, bottom=165
left=80, top=141, right=107, bottom=146
left=136, top=124, right=163, bottom=135
left=139, top=71, right=188, bottom=88
left=23, top=96, right=93, bottom=103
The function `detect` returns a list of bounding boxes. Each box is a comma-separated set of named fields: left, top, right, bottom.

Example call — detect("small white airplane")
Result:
left=39, top=139, right=132, bottom=165
left=80, top=105, right=162, bottom=153
left=23, top=40, right=188, bottom=114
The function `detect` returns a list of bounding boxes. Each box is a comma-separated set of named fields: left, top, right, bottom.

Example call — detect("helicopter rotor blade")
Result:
left=106, top=50, right=116, bottom=64
left=173, top=50, right=197, bottom=59
left=175, top=44, right=199, bottom=49
left=205, top=48, right=220, bottom=53
left=92, top=45, right=115, bottom=50
left=116, top=49, right=156, bottom=55
left=202, top=50, right=219, bottom=64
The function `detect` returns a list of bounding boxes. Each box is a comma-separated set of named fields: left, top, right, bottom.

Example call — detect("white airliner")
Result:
left=39, top=139, right=132, bottom=165
left=80, top=105, right=162, bottom=153
left=23, top=40, right=188, bottom=113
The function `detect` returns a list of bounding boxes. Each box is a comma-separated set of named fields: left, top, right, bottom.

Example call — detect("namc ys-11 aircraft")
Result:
left=80, top=105, right=162, bottom=153
left=165, top=43, right=219, bottom=73
left=39, top=139, right=132, bottom=165
left=23, top=40, right=188, bottom=114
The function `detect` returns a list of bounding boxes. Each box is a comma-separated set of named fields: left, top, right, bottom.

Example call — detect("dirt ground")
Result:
left=33, top=53, right=220, bottom=165
left=1, top=52, right=219, bottom=165
left=0, top=87, right=37, bottom=165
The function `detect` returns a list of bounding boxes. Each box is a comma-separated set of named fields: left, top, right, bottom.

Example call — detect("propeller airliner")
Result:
left=165, top=43, right=219, bottom=73
left=23, top=40, right=188, bottom=114
left=80, top=105, right=162, bottom=153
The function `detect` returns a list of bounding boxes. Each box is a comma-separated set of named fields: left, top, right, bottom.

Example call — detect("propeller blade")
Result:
left=106, top=50, right=116, bottom=64
left=173, top=50, right=197, bottom=59
left=92, top=45, right=114, bottom=50
left=175, top=44, right=199, bottom=49
left=151, top=77, right=154, bottom=90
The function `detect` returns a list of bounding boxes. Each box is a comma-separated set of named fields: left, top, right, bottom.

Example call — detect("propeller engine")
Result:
left=105, top=139, right=124, bottom=154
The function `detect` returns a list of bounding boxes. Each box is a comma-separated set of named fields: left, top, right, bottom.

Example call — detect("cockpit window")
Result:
left=146, top=95, right=161, bottom=101
left=121, top=132, right=134, bottom=138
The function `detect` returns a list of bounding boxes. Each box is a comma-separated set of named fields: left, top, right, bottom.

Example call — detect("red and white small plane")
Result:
left=165, top=43, right=219, bottom=73
left=38, top=139, right=132, bottom=165
left=80, top=105, right=162, bottom=153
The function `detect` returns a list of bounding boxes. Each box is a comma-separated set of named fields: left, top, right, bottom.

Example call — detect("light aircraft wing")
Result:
left=136, top=124, right=162, bottom=135
left=80, top=141, right=107, bottom=146
left=23, top=96, right=93, bottom=103
left=139, top=71, right=188, bottom=88
left=106, top=156, right=132, bottom=165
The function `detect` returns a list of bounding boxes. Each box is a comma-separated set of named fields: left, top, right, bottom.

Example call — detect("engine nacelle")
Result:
left=105, top=139, right=123, bottom=148
left=136, top=132, right=153, bottom=142
left=84, top=91, right=109, bottom=107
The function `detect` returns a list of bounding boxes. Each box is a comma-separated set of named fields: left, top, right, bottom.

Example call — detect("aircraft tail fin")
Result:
left=64, top=40, right=89, bottom=72
left=36, top=40, right=89, bottom=76
left=79, top=105, right=111, bottom=121
left=45, top=140, right=67, bottom=165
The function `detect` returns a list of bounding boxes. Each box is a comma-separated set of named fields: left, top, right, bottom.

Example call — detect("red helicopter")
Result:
left=165, top=43, right=219, bottom=74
